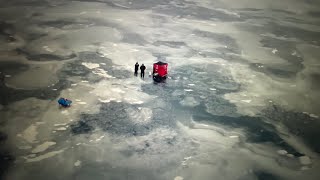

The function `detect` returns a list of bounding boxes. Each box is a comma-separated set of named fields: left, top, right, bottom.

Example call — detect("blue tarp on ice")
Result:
left=58, top=98, right=72, bottom=107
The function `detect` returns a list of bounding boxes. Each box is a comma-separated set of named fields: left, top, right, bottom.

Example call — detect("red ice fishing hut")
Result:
left=153, top=61, right=168, bottom=82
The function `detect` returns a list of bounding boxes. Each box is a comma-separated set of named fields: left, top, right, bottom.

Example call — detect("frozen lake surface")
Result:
left=0, top=0, right=320, bottom=179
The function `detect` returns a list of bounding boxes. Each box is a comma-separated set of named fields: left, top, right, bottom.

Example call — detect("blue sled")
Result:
left=58, top=98, right=72, bottom=107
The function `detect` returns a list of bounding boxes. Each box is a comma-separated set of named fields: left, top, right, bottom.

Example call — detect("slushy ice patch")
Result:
left=263, top=105, right=320, bottom=153
left=71, top=101, right=173, bottom=136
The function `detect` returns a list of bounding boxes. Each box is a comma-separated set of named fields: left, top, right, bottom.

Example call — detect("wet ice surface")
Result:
left=1, top=0, right=320, bottom=180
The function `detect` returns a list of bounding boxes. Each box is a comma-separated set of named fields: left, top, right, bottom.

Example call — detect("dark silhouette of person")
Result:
left=140, top=64, right=146, bottom=78
left=134, top=62, right=139, bottom=76
left=0, top=72, right=4, bottom=84
left=0, top=72, right=8, bottom=106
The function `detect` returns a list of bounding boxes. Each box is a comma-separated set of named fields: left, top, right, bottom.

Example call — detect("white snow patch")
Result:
left=96, top=136, right=105, bottom=142
left=74, top=160, right=82, bottom=167
left=291, top=51, right=297, bottom=56
left=43, top=46, right=53, bottom=52
left=229, top=135, right=239, bottom=138
left=132, top=100, right=144, bottom=104
left=241, top=100, right=252, bottom=103
left=174, top=176, right=184, bottom=180
left=56, top=127, right=67, bottom=131
left=98, top=98, right=111, bottom=103
left=310, top=114, right=319, bottom=119
left=184, top=89, right=193, bottom=92
left=277, top=150, right=288, bottom=155
left=272, top=49, right=278, bottom=54
left=303, top=112, right=319, bottom=119
left=81, top=62, right=100, bottom=69
left=286, top=154, right=294, bottom=158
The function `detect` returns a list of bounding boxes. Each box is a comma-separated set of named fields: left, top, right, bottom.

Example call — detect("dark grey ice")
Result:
left=0, top=0, right=320, bottom=180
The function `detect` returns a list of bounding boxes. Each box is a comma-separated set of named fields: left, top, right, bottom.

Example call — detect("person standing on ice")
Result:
left=0, top=72, right=8, bottom=106
left=0, top=72, right=4, bottom=85
left=140, top=64, right=146, bottom=78
left=134, top=62, right=139, bottom=76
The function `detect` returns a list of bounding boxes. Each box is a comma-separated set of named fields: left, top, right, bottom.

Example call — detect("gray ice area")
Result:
left=1, top=0, right=320, bottom=180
